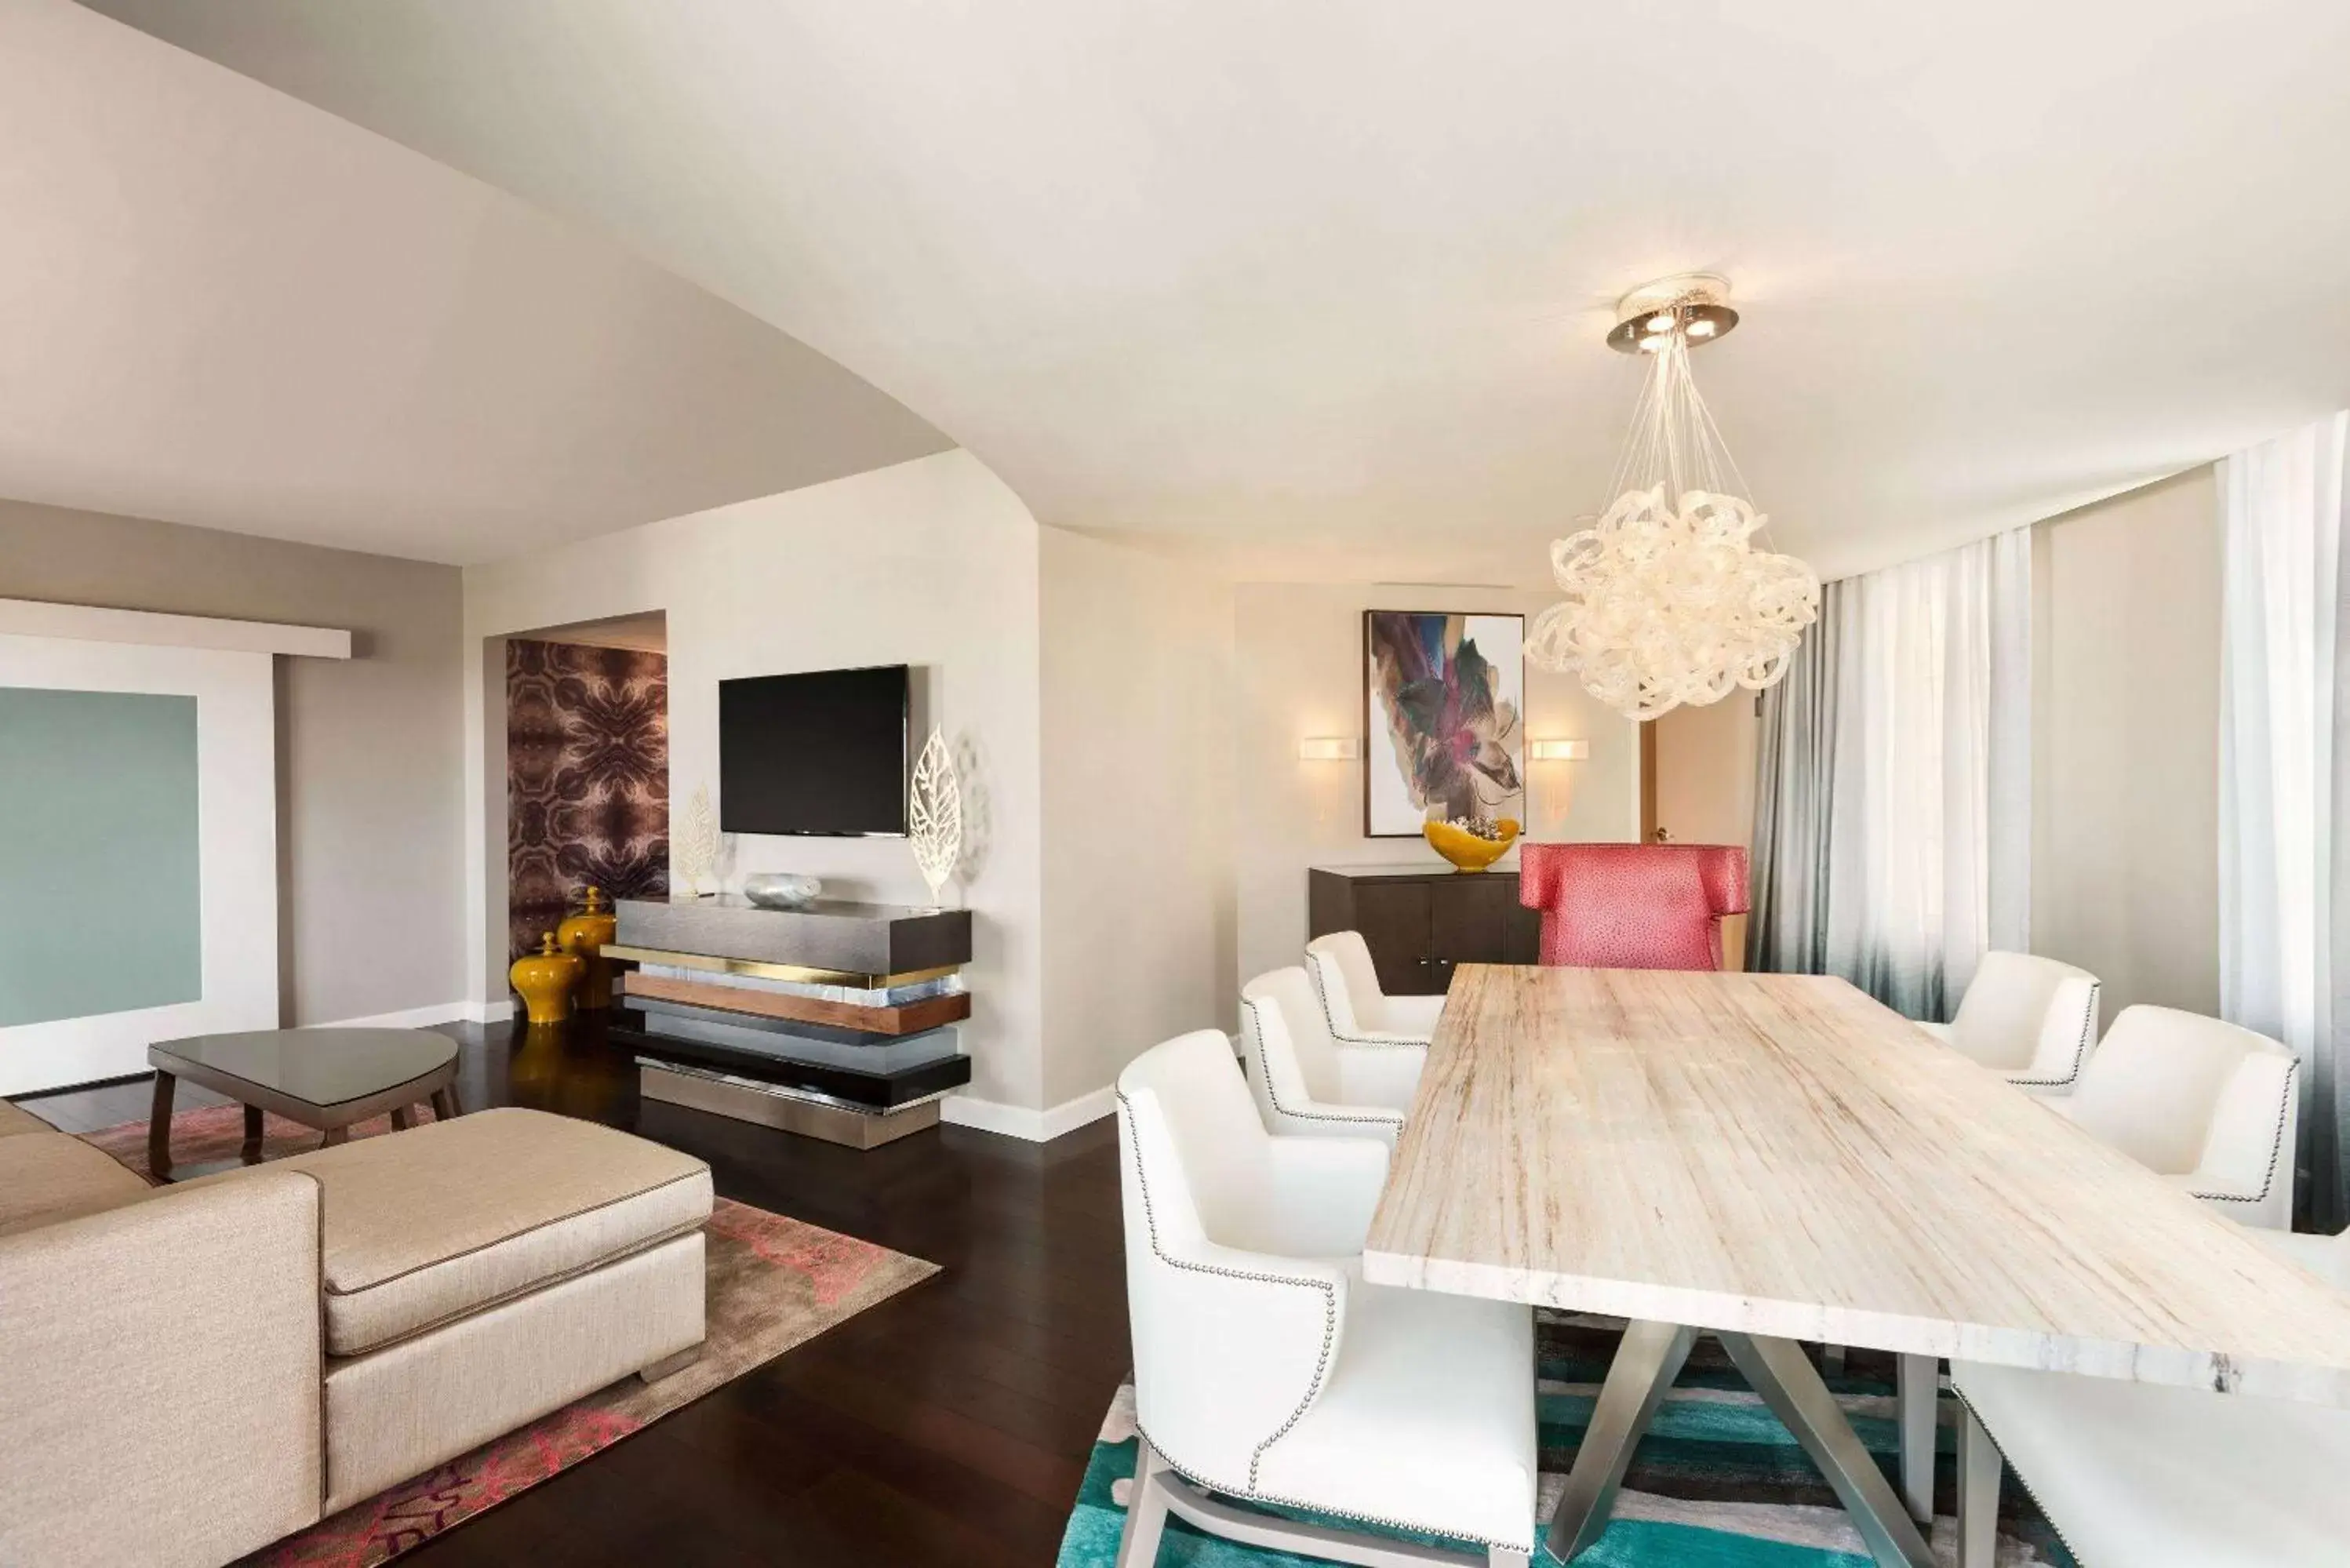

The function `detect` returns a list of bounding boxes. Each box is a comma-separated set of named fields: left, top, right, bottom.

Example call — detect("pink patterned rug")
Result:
left=79, top=1104, right=939, bottom=1566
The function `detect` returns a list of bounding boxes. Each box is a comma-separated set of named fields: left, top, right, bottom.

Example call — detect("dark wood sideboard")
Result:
left=1307, top=864, right=1541, bottom=997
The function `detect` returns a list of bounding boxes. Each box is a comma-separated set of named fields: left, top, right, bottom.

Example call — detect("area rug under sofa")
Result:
left=81, top=1104, right=937, bottom=1566
left=1057, top=1315, right=2077, bottom=1568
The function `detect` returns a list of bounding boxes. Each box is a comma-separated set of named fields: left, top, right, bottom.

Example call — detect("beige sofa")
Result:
left=0, top=1099, right=712, bottom=1568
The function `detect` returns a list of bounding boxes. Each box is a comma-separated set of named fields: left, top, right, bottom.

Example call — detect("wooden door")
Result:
left=1639, top=719, right=1659, bottom=843
left=1352, top=881, right=1435, bottom=995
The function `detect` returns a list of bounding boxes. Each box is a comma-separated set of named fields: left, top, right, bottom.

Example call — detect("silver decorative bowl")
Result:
left=741, top=872, right=822, bottom=909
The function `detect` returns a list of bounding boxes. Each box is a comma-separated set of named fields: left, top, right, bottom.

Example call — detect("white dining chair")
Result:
left=1952, top=1226, right=2350, bottom=1568
left=1115, top=1029, right=1537, bottom=1568
left=2050, top=1004, right=2300, bottom=1230
left=1239, top=966, right=1419, bottom=1147
left=1306, top=930, right=1447, bottom=1045
left=1897, top=999, right=2298, bottom=1516
left=1917, top=951, right=2101, bottom=1095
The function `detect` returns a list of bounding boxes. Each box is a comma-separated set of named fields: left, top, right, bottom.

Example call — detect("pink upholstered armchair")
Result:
left=1517, top=842, right=1751, bottom=970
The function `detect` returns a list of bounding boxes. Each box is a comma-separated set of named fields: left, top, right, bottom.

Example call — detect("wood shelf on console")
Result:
left=620, top=973, right=969, bottom=1035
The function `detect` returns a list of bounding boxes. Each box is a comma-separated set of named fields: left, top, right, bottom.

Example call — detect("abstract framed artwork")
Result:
left=1362, top=610, right=1526, bottom=837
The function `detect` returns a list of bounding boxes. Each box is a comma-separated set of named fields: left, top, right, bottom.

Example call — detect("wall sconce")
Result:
left=1298, top=737, right=1361, bottom=761
left=1530, top=739, right=1589, bottom=762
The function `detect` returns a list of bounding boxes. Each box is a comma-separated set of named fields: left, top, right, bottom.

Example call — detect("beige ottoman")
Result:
left=269, top=1107, right=713, bottom=1510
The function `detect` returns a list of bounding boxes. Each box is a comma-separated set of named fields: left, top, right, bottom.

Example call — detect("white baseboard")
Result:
left=940, top=1084, right=1116, bottom=1143
left=307, top=998, right=513, bottom=1030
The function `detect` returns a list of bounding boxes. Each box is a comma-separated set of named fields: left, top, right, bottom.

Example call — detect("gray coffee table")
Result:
left=147, top=1027, right=461, bottom=1181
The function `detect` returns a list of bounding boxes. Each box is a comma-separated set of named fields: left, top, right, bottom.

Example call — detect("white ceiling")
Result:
left=64, top=1, right=2350, bottom=580
left=0, top=0, right=946, bottom=566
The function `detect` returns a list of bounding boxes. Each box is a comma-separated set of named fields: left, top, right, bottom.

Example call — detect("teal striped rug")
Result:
left=1057, top=1315, right=2076, bottom=1567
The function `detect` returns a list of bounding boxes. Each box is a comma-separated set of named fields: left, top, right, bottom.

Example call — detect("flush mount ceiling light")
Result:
left=1529, top=275, right=1820, bottom=721
left=1604, top=275, right=1742, bottom=355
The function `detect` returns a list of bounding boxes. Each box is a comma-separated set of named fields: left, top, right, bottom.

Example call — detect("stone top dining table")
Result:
left=1362, top=963, right=2350, bottom=1567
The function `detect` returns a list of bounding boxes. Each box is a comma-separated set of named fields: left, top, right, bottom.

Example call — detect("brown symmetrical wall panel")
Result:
left=507, top=640, right=668, bottom=959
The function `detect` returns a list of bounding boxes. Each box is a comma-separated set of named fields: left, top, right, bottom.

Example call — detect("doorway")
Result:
left=1645, top=695, right=1760, bottom=969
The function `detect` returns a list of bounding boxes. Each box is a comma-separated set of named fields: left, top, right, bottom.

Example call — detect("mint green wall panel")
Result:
left=0, top=689, right=202, bottom=1028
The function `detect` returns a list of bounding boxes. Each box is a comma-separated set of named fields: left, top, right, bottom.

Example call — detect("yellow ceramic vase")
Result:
left=511, top=932, right=584, bottom=1025
left=1424, top=817, right=1521, bottom=872
left=557, top=886, right=619, bottom=1011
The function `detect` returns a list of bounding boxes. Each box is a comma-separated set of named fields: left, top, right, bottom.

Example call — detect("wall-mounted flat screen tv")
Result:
left=718, top=664, right=910, bottom=836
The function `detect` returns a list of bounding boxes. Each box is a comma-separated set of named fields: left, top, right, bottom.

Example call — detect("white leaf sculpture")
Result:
left=675, top=784, right=719, bottom=897
left=908, top=727, right=962, bottom=907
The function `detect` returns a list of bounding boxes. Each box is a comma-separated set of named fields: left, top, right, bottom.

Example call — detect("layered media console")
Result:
left=606, top=895, right=973, bottom=1149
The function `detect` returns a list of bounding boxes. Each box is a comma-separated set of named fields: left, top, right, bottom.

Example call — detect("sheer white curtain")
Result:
left=2220, top=410, right=2350, bottom=1230
left=1752, top=527, right=2031, bottom=1019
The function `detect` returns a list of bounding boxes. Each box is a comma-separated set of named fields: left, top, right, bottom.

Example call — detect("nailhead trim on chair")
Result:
left=2005, top=980, right=2101, bottom=1091
left=2186, top=1057, right=2299, bottom=1210
left=1240, top=996, right=1409, bottom=1133
left=1115, top=1088, right=1341, bottom=1493
left=1132, top=1417, right=1529, bottom=1555
left=1305, top=951, right=1433, bottom=1050
left=1121, top=1071, right=1537, bottom=1557
left=1950, top=1386, right=2089, bottom=1566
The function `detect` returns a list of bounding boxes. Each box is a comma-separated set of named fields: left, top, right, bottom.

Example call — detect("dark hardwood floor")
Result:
left=15, top=1015, right=1130, bottom=1567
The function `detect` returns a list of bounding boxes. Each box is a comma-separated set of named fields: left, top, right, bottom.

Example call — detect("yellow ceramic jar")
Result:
left=510, top=932, right=584, bottom=1025
left=1423, top=817, right=1521, bottom=872
left=557, top=886, right=619, bottom=1010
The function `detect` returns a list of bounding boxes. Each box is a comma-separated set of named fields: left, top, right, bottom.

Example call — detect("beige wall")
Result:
left=0, top=497, right=467, bottom=1024
left=1039, top=528, right=1235, bottom=1105
left=463, top=451, right=1052, bottom=1117
left=2030, top=466, right=2221, bottom=1024
left=1231, top=582, right=1639, bottom=990
left=1650, top=701, right=1759, bottom=849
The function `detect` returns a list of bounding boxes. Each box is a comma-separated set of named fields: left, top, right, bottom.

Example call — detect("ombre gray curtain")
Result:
left=1747, top=587, right=1841, bottom=977
left=1745, top=529, right=2032, bottom=1021
left=2217, top=412, right=2350, bottom=1232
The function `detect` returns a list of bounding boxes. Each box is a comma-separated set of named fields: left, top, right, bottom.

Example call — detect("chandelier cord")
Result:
left=1602, top=304, right=1754, bottom=515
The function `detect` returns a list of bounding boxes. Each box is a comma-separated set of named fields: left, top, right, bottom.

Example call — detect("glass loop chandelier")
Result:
left=1528, top=275, right=1820, bottom=721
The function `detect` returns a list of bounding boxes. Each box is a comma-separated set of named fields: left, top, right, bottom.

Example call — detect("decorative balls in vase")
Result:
left=1423, top=815, right=1520, bottom=872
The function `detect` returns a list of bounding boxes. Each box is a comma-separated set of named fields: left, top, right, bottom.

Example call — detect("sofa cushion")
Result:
left=0, top=1099, right=62, bottom=1138
left=260, top=1107, right=712, bottom=1355
left=0, top=1133, right=151, bottom=1237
